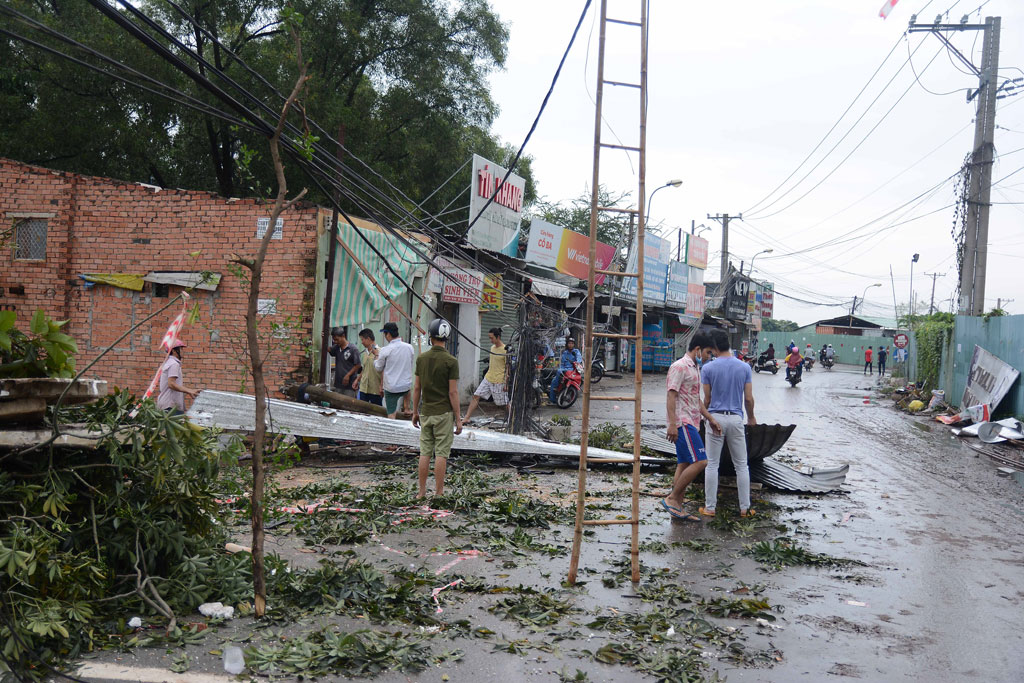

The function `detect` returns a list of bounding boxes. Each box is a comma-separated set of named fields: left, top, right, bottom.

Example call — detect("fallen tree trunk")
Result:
left=282, top=383, right=411, bottom=421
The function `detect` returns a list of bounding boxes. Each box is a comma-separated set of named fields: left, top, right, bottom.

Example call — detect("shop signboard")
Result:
left=666, top=261, right=689, bottom=308
left=686, top=234, right=709, bottom=269
left=623, top=233, right=671, bottom=304
left=759, top=282, right=774, bottom=319
left=431, top=256, right=484, bottom=305
left=962, top=345, right=1020, bottom=412
left=467, top=154, right=525, bottom=257
left=687, top=283, right=706, bottom=318
left=556, top=228, right=616, bottom=283
left=725, top=276, right=750, bottom=320
left=524, top=218, right=560, bottom=268
left=481, top=275, right=502, bottom=311
left=525, top=219, right=616, bottom=284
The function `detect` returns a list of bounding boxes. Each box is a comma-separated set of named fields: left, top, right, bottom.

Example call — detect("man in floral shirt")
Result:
left=663, top=333, right=721, bottom=522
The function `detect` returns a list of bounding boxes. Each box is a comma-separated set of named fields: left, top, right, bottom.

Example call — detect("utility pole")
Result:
left=925, top=272, right=945, bottom=314
left=708, top=213, right=741, bottom=283
left=910, top=16, right=1000, bottom=316
left=849, top=296, right=857, bottom=329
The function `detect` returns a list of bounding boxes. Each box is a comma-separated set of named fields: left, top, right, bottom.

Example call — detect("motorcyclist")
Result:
left=549, top=338, right=582, bottom=403
left=764, top=343, right=775, bottom=361
left=819, top=344, right=828, bottom=363
left=825, top=344, right=835, bottom=365
left=784, top=345, right=804, bottom=381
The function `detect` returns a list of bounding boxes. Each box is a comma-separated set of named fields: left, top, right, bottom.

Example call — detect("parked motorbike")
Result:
left=753, top=352, right=780, bottom=374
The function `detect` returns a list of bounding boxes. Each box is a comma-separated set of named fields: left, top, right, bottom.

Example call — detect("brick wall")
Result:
left=1, top=158, right=319, bottom=397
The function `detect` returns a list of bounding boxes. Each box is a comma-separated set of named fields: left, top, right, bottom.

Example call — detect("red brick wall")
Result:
left=1, top=158, right=319, bottom=397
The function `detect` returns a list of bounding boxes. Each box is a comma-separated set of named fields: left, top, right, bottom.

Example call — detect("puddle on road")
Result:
left=911, top=422, right=932, bottom=433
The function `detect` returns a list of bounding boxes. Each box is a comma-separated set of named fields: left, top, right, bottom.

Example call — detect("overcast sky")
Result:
left=487, top=0, right=1024, bottom=325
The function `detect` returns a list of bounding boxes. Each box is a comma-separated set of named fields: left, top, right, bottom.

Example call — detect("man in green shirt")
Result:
left=412, top=318, right=462, bottom=498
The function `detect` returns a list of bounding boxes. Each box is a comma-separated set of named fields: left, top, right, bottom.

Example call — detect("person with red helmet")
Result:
left=156, top=339, right=198, bottom=413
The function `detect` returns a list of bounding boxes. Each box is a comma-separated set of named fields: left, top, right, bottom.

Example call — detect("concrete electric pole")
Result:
left=910, top=15, right=1000, bottom=316
left=708, top=213, right=741, bottom=283
left=925, top=271, right=945, bottom=314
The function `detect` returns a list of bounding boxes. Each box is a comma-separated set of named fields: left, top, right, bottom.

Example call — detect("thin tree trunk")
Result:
left=232, top=28, right=308, bottom=619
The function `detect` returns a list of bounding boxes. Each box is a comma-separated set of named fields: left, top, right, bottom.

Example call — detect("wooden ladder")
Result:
left=568, top=0, right=649, bottom=585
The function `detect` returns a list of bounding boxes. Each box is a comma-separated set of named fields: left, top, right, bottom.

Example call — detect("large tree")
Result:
left=0, top=0, right=532, bottom=219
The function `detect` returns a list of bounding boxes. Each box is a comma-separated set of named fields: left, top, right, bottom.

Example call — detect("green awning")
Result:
left=328, top=222, right=425, bottom=329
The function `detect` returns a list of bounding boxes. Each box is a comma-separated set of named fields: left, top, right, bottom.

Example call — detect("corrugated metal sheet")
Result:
left=641, top=424, right=847, bottom=493
left=188, top=390, right=661, bottom=463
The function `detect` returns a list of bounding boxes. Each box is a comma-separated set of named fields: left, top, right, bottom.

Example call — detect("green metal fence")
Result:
left=937, top=314, right=1024, bottom=417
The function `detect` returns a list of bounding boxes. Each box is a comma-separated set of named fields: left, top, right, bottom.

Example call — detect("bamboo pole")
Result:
left=568, top=0, right=608, bottom=587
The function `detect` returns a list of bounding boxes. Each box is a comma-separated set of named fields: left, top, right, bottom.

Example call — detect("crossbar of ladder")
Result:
left=583, top=518, right=637, bottom=526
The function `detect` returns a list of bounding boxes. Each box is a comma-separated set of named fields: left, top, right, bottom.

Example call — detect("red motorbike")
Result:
left=550, top=361, right=583, bottom=409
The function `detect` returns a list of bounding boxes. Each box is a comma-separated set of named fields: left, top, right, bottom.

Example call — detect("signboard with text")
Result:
left=962, top=345, right=1020, bottom=412
left=687, top=283, right=706, bottom=318
left=666, top=261, right=689, bottom=308
left=759, top=282, right=774, bottom=320
left=481, top=275, right=502, bottom=311
left=686, top=234, right=709, bottom=269
left=467, top=154, right=525, bottom=257
left=623, top=233, right=671, bottom=304
left=524, top=219, right=616, bottom=284
left=430, top=256, right=484, bottom=304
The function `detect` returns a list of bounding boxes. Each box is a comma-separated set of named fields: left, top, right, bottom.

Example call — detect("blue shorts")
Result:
left=675, top=424, right=708, bottom=464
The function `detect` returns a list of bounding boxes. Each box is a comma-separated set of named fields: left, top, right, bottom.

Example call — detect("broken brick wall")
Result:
left=1, top=158, right=321, bottom=396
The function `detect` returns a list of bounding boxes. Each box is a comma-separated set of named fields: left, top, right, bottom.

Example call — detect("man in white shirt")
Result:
left=373, top=322, right=415, bottom=418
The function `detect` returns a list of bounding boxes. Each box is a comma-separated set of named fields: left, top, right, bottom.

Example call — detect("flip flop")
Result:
left=679, top=513, right=701, bottom=522
left=740, top=508, right=757, bottom=518
left=698, top=507, right=716, bottom=517
left=661, top=499, right=684, bottom=518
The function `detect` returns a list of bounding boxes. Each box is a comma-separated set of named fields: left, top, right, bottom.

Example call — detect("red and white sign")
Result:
left=687, top=283, right=705, bottom=318
left=686, top=234, right=709, bottom=270
left=429, top=257, right=484, bottom=305
left=893, top=333, right=909, bottom=349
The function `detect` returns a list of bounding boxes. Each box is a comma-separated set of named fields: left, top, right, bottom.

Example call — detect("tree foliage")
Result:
left=0, top=0, right=532, bottom=220
left=762, top=319, right=799, bottom=332
left=0, top=309, right=77, bottom=379
left=0, top=392, right=244, bottom=679
left=912, top=313, right=954, bottom=391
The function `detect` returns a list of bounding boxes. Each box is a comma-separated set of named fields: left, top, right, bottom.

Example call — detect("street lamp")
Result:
left=692, top=223, right=711, bottom=236
left=747, top=248, right=773, bottom=276
left=909, top=253, right=920, bottom=322
left=645, top=179, right=683, bottom=231
left=858, top=283, right=883, bottom=313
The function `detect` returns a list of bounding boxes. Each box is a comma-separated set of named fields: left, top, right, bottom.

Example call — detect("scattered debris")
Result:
left=198, top=602, right=235, bottom=619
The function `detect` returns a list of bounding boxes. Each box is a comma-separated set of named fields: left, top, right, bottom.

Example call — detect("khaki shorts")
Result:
left=419, top=412, right=454, bottom=460
left=473, top=378, right=508, bottom=406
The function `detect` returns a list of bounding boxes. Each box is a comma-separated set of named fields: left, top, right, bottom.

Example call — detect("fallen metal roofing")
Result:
left=188, top=391, right=663, bottom=463
left=750, top=461, right=850, bottom=494
left=641, top=423, right=848, bottom=493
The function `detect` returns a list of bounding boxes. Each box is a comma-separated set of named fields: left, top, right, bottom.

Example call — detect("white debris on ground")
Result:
left=198, top=602, right=235, bottom=619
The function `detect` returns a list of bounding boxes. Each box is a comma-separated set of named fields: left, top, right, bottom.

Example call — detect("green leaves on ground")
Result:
left=745, top=537, right=867, bottom=571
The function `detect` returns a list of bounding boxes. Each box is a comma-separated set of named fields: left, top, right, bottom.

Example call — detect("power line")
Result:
left=750, top=43, right=946, bottom=221
left=742, top=33, right=907, bottom=216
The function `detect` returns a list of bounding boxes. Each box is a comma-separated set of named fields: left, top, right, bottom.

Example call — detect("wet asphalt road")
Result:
left=631, top=362, right=1024, bottom=681
left=74, top=363, right=1024, bottom=682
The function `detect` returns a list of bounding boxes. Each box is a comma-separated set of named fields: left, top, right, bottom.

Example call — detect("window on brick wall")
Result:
left=255, top=217, right=283, bottom=240
left=14, top=218, right=47, bottom=260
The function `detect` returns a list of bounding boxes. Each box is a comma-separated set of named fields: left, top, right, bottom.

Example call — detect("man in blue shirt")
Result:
left=549, top=337, right=582, bottom=403
left=700, top=330, right=758, bottom=518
